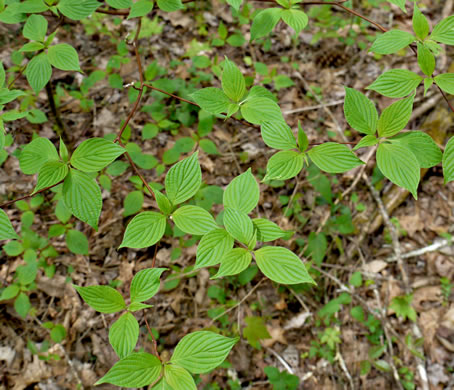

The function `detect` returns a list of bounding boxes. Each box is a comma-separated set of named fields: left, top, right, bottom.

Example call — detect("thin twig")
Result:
left=0, top=180, right=63, bottom=208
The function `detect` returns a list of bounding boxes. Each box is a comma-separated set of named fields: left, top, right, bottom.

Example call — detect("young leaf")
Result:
left=226, top=0, right=242, bottom=11
left=165, top=365, right=196, bottom=390
left=128, top=302, right=153, bottom=312
left=128, top=0, right=154, bottom=18
left=260, top=121, right=298, bottom=150
left=123, top=190, right=144, bottom=217
left=165, top=153, right=202, bottom=205
left=370, top=30, right=415, bottom=54
left=241, top=97, right=284, bottom=124
left=377, top=94, right=414, bottom=138
left=48, top=44, right=81, bottom=71
left=389, top=294, right=417, bottom=322
left=308, top=143, right=364, bottom=173
left=223, top=207, right=254, bottom=245
left=443, top=137, right=454, bottom=183
left=343, top=87, right=378, bottom=135
left=191, top=87, right=230, bottom=115
left=254, top=246, right=315, bottom=285
left=109, top=312, right=139, bottom=358
left=70, top=138, right=125, bottom=172
left=430, top=15, right=454, bottom=45
left=156, top=0, right=183, bottom=12
left=23, top=14, right=47, bottom=42
left=74, top=285, right=126, bottom=313
left=264, top=150, right=304, bottom=181
left=0, top=284, right=20, bottom=301
left=423, top=78, right=434, bottom=95
left=412, top=4, right=429, bottom=40
left=223, top=168, right=259, bottom=214
left=154, top=190, right=173, bottom=215
left=59, top=138, right=69, bottom=162
left=388, top=0, right=406, bottom=13
left=195, top=228, right=234, bottom=269
left=297, top=122, right=309, bottom=152
left=172, top=205, right=217, bottom=235
left=247, top=85, right=277, bottom=101
left=170, top=331, right=238, bottom=374
left=250, top=8, right=282, bottom=41
left=130, top=268, right=166, bottom=303
left=222, top=58, right=246, bottom=102
left=376, top=143, right=420, bottom=199
left=66, top=229, right=89, bottom=255
left=19, top=137, right=59, bottom=174
left=0, top=61, right=5, bottom=88
left=252, top=218, right=287, bottom=242
left=151, top=378, right=174, bottom=390
left=62, top=169, right=102, bottom=230
left=417, top=42, right=435, bottom=77
left=0, top=209, right=19, bottom=240
left=96, top=352, right=162, bottom=386
left=281, top=9, right=308, bottom=35
left=389, top=131, right=442, bottom=168
left=120, top=211, right=166, bottom=249
left=353, top=135, right=379, bottom=150
left=15, top=293, right=31, bottom=318
left=25, top=53, right=52, bottom=93
left=367, top=69, right=422, bottom=98
left=213, top=248, right=252, bottom=278
left=34, top=161, right=68, bottom=193
left=434, top=73, right=454, bottom=95
left=57, top=0, right=101, bottom=20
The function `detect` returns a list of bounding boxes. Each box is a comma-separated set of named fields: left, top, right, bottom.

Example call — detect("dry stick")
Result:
left=385, top=237, right=453, bottom=263
left=0, top=180, right=64, bottom=208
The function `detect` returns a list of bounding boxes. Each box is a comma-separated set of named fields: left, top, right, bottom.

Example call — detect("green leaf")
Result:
left=260, top=121, right=298, bottom=150
left=25, top=53, right=52, bottom=93
left=370, top=30, right=415, bottom=54
left=430, top=15, right=454, bottom=45
left=123, top=190, right=144, bottom=217
left=443, top=137, right=454, bottom=183
left=389, top=294, right=416, bottom=321
left=213, top=248, right=252, bottom=278
left=417, top=42, right=435, bottom=77
left=34, top=161, right=68, bottom=193
left=0, top=284, right=20, bottom=300
left=50, top=324, right=67, bottom=343
left=172, top=205, right=217, bottom=235
left=389, top=131, right=442, bottom=168
left=376, top=143, right=420, bottom=198
left=109, top=312, right=139, bottom=358
left=151, top=378, right=174, bottom=390
left=434, top=73, right=454, bottom=95
left=252, top=218, right=286, bottom=242
left=412, top=4, right=429, bottom=40
left=165, top=365, right=196, bottom=390
left=308, top=142, right=364, bottom=173
left=128, top=302, right=153, bottom=312
left=195, top=228, right=234, bottom=269
left=48, top=44, right=80, bottom=71
left=96, top=352, right=162, bottom=386
left=281, top=9, right=308, bottom=34
left=247, top=85, right=277, bottom=101
left=57, top=0, right=101, bottom=20
left=223, top=169, right=259, bottom=214
left=223, top=207, right=254, bottom=245
left=250, top=8, right=282, bottom=41
left=70, top=138, right=125, bottom=172
left=254, top=246, right=315, bottom=285
left=170, top=331, right=238, bottom=374
left=106, top=0, right=131, bottom=9
left=0, top=209, right=19, bottom=240
left=23, top=14, right=47, bottom=42
left=191, top=88, right=230, bottom=115
left=343, top=87, right=378, bottom=135
left=222, top=58, right=246, bottom=102
left=20, top=0, right=49, bottom=13
left=130, top=268, right=166, bottom=303
left=0, top=61, right=4, bottom=88
left=241, top=97, right=283, bottom=125
left=226, top=0, right=242, bottom=11
left=74, top=285, right=126, bottom=313
left=19, top=42, right=45, bottom=52
left=377, top=94, right=414, bottom=138
left=297, top=121, right=309, bottom=152
left=388, top=0, right=406, bottom=12
left=15, top=293, right=31, bottom=318
left=59, top=138, right=69, bottom=162
left=243, top=316, right=270, bottom=348
left=156, top=0, right=182, bottom=12
left=353, top=135, right=379, bottom=150
left=424, top=78, right=434, bottom=95
left=154, top=190, right=173, bottom=215
left=0, top=89, right=26, bottom=104
left=66, top=229, right=89, bottom=255
left=128, top=0, right=153, bottom=18
left=165, top=153, right=201, bottom=205
left=62, top=169, right=102, bottom=230
left=367, top=69, right=422, bottom=98
left=199, top=139, right=219, bottom=155
left=19, top=137, right=59, bottom=174
left=264, top=150, right=304, bottom=181
left=120, top=211, right=166, bottom=249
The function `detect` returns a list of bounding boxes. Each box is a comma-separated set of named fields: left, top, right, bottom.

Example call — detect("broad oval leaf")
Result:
left=281, top=9, right=308, bottom=34
left=0, top=209, right=19, bottom=240
left=96, top=352, right=162, bottom=387
left=165, top=153, right=202, bottom=205
left=213, top=248, right=252, bottom=278
left=343, top=87, right=378, bottom=135
left=308, top=142, right=364, bottom=173
left=109, top=312, right=139, bottom=358
left=23, top=14, right=47, bottom=42
left=195, top=228, right=234, bottom=269
left=170, top=331, right=238, bottom=374
left=172, top=205, right=217, bottom=235
left=62, top=169, right=102, bottom=230
left=377, top=94, right=414, bottom=138
left=130, top=268, right=166, bottom=303
left=252, top=218, right=287, bottom=242
left=223, top=207, right=254, bottom=245
left=370, top=29, right=415, bottom=54
left=434, top=73, right=454, bottom=95
left=71, top=138, right=125, bottom=172
left=48, top=43, right=81, bottom=71
left=66, top=229, right=89, bottom=255
left=120, top=211, right=166, bottom=249
left=222, top=58, right=246, bottom=102
left=443, top=137, right=454, bottom=183
left=128, top=0, right=154, bottom=18
left=376, top=142, right=420, bottom=199
left=57, top=0, right=101, bottom=20
left=223, top=169, right=259, bottom=214
left=254, top=246, right=315, bottom=285
left=241, top=97, right=284, bottom=125
left=260, top=121, right=297, bottom=150
left=191, top=87, right=230, bottom=115
left=156, top=0, right=183, bottom=12
left=34, top=161, right=68, bottom=193
left=25, top=53, right=52, bottom=93
left=430, top=15, right=454, bottom=45
left=264, top=150, right=304, bottom=181
left=165, top=365, right=196, bottom=390
left=73, top=285, right=126, bottom=313
left=367, top=69, right=422, bottom=98
left=251, top=7, right=282, bottom=40
left=19, top=137, right=59, bottom=174
left=106, top=0, right=131, bottom=9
